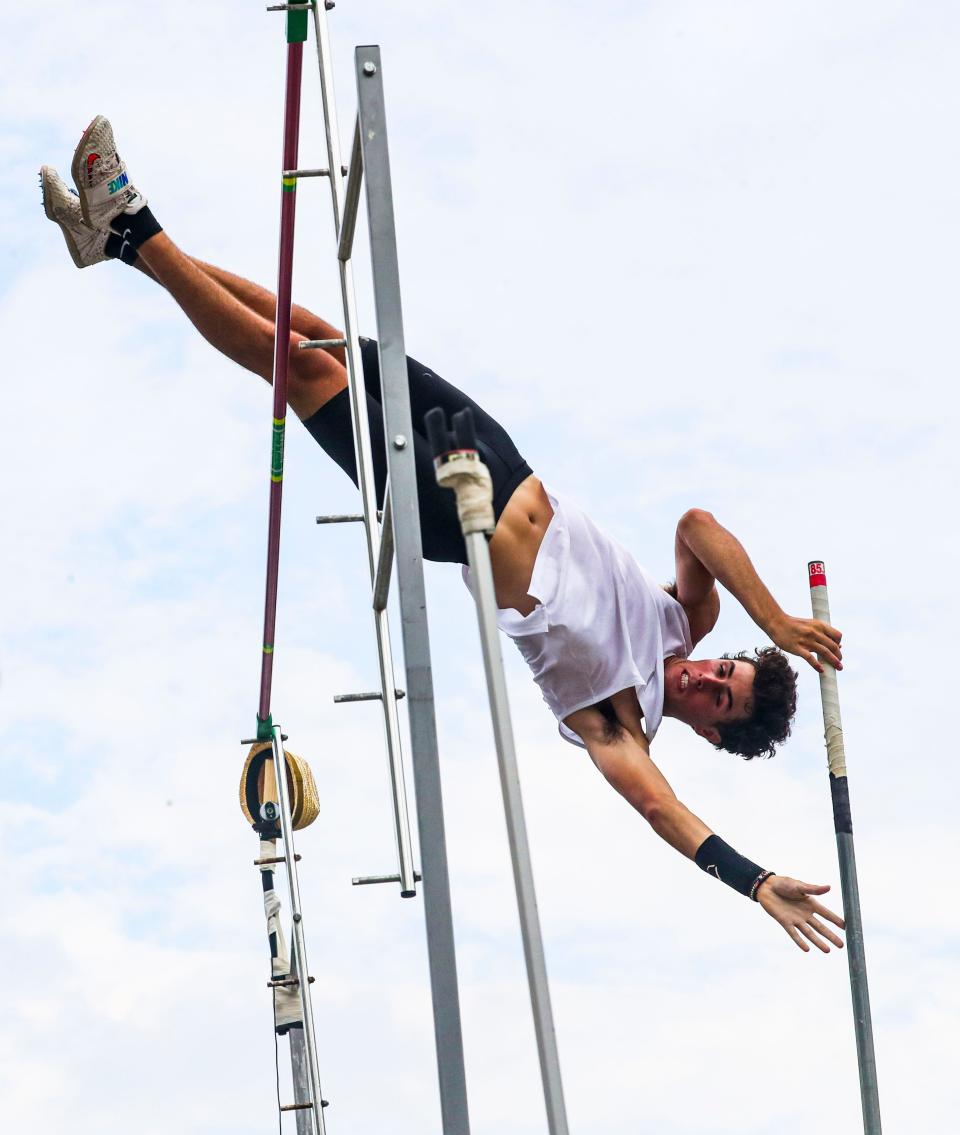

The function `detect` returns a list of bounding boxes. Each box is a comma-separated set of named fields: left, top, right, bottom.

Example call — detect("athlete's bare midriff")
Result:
left=489, top=474, right=554, bottom=614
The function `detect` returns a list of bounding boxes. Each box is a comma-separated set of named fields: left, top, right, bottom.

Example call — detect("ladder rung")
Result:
left=333, top=689, right=405, bottom=703
left=299, top=337, right=348, bottom=349
left=283, top=167, right=330, bottom=179
left=268, top=976, right=316, bottom=988
left=352, top=871, right=422, bottom=887
left=315, top=510, right=383, bottom=524
left=282, top=166, right=347, bottom=178
left=280, top=1100, right=329, bottom=1112
left=315, top=512, right=364, bottom=524
left=254, top=853, right=302, bottom=866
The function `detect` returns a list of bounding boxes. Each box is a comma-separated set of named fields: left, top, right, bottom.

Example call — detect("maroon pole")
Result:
left=257, top=37, right=305, bottom=733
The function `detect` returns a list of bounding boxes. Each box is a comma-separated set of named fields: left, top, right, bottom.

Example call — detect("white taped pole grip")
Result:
left=808, top=561, right=847, bottom=779
left=435, top=451, right=496, bottom=536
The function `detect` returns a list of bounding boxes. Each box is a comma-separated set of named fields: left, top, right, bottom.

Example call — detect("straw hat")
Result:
left=239, top=742, right=320, bottom=832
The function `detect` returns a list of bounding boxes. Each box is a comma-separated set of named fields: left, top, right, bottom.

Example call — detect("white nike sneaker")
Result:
left=70, top=114, right=148, bottom=231
left=40, top=165, right=109, bottom=269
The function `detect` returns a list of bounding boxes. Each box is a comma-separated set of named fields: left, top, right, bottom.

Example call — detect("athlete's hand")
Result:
left=770, top=614, right=843, bottom=672
left=756, top=875, right=846, bottom=953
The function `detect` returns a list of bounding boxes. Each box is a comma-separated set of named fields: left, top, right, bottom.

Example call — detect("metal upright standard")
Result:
left=427, top=407, right=570, bottom=1135
left=808, top=561, right=882, bottom=1135
left=245, top=2, right=472, bottom=1130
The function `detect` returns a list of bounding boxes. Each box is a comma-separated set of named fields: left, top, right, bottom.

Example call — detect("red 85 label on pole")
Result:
left=808, top=561, right=827, bottom=587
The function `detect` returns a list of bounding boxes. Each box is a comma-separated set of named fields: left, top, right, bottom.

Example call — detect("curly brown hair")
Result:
left=714, top=647, right=798, bottom=760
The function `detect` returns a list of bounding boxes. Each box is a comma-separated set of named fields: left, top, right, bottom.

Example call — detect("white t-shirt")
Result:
left=464, top=488, right=692, bottom=748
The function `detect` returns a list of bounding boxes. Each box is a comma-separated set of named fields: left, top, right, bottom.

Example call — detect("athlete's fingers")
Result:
left=797, top=921, right=831, bottom=954
left=785, top=924, right=811, bottom=952
left=809, top=916, right=845, bottom=949
left=816, top=637, right=843, bottom=669
left=803, top=650, right=824, bottom=674
left=818, top=631, right=842, bottom=655
left=798, top=882, right=830, bottom=896
left=811, top=901, right=845, bottom=929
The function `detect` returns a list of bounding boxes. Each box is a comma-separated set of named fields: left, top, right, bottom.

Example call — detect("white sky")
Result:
left=2, top=2, right=958, bottom=1132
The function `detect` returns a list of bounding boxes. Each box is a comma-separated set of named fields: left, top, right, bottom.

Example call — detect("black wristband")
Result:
left=749, top=870, right=775, bottom=901
left=695, top=835, right=767, bottom=899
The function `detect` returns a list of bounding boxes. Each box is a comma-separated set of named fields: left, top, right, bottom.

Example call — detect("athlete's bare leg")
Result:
left=193, top=260, right=348, bottom=368
left=135, top=232, right=346, bottom=420
left=132, top=254, right=348, bottom=369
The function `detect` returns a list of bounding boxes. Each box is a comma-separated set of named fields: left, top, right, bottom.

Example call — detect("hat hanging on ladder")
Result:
left=239, top=742, right=320, bottom=832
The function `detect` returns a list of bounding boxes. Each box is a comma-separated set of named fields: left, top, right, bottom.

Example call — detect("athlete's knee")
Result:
left=678, top=507, right=717, bottom=534
left=287, top=340, right=348, bottom=419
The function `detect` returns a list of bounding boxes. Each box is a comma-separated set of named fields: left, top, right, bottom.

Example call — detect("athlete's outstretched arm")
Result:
left=565, top=706, right=712, bottom=856
left=675, top=508, right=843, bottom=672
left=565, top=705, right=846, bottom=953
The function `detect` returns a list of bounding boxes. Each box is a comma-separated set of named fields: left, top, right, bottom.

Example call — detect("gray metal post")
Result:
left=355, top=45, right=471, bottom=1135
left=808, top=562, right=882, bottom=1134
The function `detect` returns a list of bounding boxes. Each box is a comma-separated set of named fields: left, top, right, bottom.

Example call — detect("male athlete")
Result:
left=41, top=116, right=846, bottom=954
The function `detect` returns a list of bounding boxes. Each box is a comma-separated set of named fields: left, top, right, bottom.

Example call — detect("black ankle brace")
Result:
left=105, top=232, right=139, bottom=265
left=109, top=205, right=162, bottom=251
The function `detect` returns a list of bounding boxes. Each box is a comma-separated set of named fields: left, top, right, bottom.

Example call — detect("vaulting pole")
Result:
left=257, top=6, right=307, bottom=737
left=808, top=561, right=882, bottom=1134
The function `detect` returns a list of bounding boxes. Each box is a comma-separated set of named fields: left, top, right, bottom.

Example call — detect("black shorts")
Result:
left=302, top=338, right=533, bottom=564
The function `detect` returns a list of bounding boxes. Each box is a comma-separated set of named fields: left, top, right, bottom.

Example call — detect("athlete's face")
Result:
left=662, top=657, right=755, bottom=743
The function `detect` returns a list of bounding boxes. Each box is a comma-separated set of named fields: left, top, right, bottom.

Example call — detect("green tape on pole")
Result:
left=272, top=416, right=285, bottom=482
left=286, top=3, right=309, bottom=43
left=257, top=713, right=274, bottom=742
left=281, top=175, right=297, bottom=193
